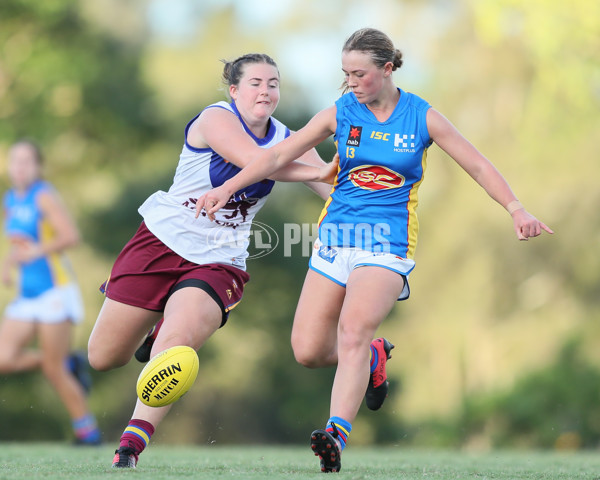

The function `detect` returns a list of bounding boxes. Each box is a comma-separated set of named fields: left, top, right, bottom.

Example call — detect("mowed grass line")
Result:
left=1, top=443, right=600, bottom=479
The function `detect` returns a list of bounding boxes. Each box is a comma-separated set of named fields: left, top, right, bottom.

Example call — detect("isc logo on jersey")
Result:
left=348, top=165, right=405, bottom=191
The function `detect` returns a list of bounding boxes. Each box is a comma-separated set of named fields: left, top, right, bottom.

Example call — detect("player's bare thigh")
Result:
left=338, top=266, right=405, bottom=344
left=0, top=318, right=37, bottom=372
left=88, top=297, right=162, bottom=371
left=150, top=286, right=222, bottom=357
left=291, top=269, right=346, bottom=367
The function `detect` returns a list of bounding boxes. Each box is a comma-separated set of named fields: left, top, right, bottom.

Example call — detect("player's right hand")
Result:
left=195, top=185, right=232, bottom=221
left=318, top=153, right=340, bottom=184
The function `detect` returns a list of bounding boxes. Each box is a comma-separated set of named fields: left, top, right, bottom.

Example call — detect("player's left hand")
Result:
left=512, top=209, right=554, bottom=241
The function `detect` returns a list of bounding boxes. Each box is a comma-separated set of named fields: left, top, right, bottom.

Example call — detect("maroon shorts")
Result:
left=101, top=222, right=250, bottom=326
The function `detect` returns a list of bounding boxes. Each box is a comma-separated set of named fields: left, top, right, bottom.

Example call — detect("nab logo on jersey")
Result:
left=348, top=165, right=405, bottom=191
left=346, top=125, right=363, bottom=147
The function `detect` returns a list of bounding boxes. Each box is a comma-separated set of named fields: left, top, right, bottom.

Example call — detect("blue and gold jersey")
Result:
left=3, top=180, right=72, bottom=297
left=318, top=89, right=432, bottom=259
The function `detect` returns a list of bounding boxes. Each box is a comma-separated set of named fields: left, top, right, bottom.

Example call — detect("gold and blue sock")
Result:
left=73, top=414, right=101, bottom=444
left=326, top=416, right=352, bottom=450
left=119, top=419, right=155, bottom=454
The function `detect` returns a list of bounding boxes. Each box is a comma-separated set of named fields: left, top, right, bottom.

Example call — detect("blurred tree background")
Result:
left=1, top=0, right=599, bottom=451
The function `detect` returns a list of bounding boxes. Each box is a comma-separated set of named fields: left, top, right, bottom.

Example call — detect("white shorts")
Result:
left=309, top=238, right=414, bottom=301
left=4, top=283, right=84, bottom=324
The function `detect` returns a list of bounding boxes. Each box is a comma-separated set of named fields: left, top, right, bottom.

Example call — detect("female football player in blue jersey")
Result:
left=0, top=140, right=101, bottom=445
left=86, top=53, right=333, bottom=468
left=197, top=28, right=553, bottom=473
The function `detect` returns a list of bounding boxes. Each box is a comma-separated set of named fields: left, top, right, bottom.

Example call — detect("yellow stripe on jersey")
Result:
left=317, top=166, right=341, bottom=226
left=40, top=218, right=71, bottom=286
left=406, top=147, right=429, bottom=259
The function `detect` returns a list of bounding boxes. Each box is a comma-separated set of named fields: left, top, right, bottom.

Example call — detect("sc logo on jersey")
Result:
left=348, top=165, right=405, bottom=191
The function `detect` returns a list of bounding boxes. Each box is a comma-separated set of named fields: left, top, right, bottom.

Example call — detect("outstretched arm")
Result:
left=427, top=108, right=553, bottom=240
left=196, top=106, right=337, bottom=219
left=293, top=149, right=338, bottom=201
left=265, top=149, right=335, bottom=192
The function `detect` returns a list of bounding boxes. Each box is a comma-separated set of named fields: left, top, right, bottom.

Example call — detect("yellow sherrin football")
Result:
left=136, top=345, right=199, bottom=407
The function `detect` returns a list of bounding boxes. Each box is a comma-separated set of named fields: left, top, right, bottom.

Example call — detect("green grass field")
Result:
left=1, top=443, right=600, bottom=480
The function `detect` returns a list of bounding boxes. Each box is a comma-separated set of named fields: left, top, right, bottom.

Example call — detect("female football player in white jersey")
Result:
left=86, top=53, right=335, bottom=468
left=197, top=28, right=553, bottom=473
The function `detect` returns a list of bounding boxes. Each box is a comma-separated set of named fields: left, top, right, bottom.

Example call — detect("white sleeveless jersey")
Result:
left=138, top=101, right=290, bottom=270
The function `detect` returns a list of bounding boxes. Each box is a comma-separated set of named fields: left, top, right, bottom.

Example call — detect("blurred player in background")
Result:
left=0, top=139, right=100, bottom=445
left=87, top=53, right=335, bottom=468
left=197, top=28, right=553, bottom=473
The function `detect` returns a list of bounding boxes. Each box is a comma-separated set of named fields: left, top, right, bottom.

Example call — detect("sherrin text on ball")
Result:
left=136, top=345, right=199, bottom=407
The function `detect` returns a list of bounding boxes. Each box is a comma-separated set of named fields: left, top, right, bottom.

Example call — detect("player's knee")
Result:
left=293, top=349, right=321, bottom=368
left=87, top=344, right=128, bottom=371
left=40, top=358, right=63, bottom=381
left=291, top=334, right=314, bottom=367
left=337, top=324, right=371, bottom=353
left=292, top=338, right=329, bottom=368
left=0, top=352, right=15, bottom=374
